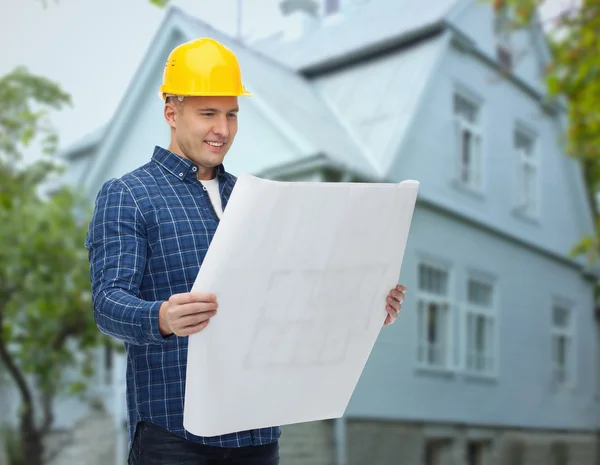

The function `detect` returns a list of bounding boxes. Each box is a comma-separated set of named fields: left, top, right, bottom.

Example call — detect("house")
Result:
left=49, top=0, right=600, bottom=463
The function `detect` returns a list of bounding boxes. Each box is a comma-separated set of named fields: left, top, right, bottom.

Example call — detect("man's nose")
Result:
left=212, top=115, right=230, bottom=138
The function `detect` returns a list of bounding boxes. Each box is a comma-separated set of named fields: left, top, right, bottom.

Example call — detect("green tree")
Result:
left=0, top=67, right=107, bottom=465
left=490, top=0, right=600, bottom=262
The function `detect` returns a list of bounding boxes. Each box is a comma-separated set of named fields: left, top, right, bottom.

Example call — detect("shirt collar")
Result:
left=151, top=146, right=226, bottom=181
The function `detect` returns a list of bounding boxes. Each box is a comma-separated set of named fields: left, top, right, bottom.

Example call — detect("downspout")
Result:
left=334, top=417, right=348, bottom=465
left=113, top=354, right=127, bottom=465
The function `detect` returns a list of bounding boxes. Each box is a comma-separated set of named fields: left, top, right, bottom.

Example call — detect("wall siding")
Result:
left=347, top=204, right=597, bottom=430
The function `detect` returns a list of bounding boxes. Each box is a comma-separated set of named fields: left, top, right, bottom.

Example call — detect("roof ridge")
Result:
left=174, top=6, right=301, bottom=78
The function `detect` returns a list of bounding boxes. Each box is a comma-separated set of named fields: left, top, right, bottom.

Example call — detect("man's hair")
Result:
left=166, top=95, right=185, bottom=114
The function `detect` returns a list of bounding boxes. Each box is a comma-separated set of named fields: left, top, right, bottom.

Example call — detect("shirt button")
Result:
left=202, top=186, right=207, bottom=191
left=179, top=172, right=184, bottom=178
left=192, top=167, right=197, bottom=172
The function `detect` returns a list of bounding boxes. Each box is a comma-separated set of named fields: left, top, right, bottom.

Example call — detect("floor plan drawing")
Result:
left=244, top=265, right=389, bottom=368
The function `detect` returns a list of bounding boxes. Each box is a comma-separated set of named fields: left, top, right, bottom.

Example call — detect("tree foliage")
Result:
left=491, top=0, right=600, bottom=263
left=0, top=67, right=107, bottom=465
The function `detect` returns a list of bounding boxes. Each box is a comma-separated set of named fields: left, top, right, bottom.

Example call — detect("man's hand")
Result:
left=384, top=284, right=406, bottom=326
left=158, top=292, right=218, bottom=337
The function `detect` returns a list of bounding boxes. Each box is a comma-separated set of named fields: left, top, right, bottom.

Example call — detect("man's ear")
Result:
left=164, top=103, right=177, bottom=129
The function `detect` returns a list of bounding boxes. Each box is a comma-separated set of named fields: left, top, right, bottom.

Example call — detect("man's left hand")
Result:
left=384, top=284, right=407, bottom=326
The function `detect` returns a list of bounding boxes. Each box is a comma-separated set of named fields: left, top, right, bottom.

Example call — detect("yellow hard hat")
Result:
left=159, top=37, right=252, bottom=99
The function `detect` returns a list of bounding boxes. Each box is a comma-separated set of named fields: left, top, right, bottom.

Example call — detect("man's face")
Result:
left=165, top=96, right=239, bottom=177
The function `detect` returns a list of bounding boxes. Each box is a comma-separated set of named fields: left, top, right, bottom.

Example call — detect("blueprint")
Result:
left=184, top=173, right=419, bottom=437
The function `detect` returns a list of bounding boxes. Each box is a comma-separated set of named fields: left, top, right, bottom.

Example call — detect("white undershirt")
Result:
left=199, top=178, right=223, bottom=220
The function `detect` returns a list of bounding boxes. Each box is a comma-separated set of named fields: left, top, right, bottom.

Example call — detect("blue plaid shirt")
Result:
left=85, top=146, right=281, bottom=448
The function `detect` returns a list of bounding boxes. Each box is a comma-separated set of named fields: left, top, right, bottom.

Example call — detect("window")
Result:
left=464, top=278, right=496, bottom=376
left=494, top=5, right=514, bottom=70
left=425, top=440, right=452, bottom=465
left=552, top=304, right=574, bottom=387
left=497, top=46, right=513, bottom=70
left=324, top=0, right=340, bottom=15
left=467, top=441, right=489, bottom=465
left=550, top=442, right=569, bottom=465
left=454, top=92, right=483, bottom=191
left=506, top=440, right=526, bottom=465
left=417, top=263, right=452, bottom=369
left=514, top=129, right=539, bottom=217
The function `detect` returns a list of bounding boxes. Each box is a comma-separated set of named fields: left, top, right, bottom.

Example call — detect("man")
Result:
left=85, top=37, right=407, bottom=465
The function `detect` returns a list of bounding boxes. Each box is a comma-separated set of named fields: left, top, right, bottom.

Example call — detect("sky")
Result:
left=0, top=0, right=283, bottom=158
left=0, top=0, right=570, bottom=159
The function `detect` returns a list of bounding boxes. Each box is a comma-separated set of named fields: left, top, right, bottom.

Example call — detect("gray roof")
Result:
left=256, top=0, right=459, bottom=71
left=58, top=123, right=107, bottom=159
left=312, top=34, right=447, bottom=175
left=61, top=1, right=458, bottom=179
left=179, top=10, right=382, bottom=178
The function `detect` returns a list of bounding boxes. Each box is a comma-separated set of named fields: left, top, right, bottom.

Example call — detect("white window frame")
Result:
left=551, top=301, right=575, bottom=389
left=514, top=127, right=540, bottom=218
left=463, top=276, right=498, bottom=378
left=453, top=91, right=484, bottom=193
left=416, top=260, right=455, bottom=371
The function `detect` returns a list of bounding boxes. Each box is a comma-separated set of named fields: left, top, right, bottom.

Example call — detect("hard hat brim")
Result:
left=159, top=90, right=253, bottom=100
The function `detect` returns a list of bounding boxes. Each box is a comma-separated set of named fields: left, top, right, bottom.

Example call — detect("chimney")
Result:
left=279, top=0, right=319, bottom=40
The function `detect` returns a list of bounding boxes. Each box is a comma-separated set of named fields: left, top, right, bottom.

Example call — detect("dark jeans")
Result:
left=128, top=422, right=280, bottom=465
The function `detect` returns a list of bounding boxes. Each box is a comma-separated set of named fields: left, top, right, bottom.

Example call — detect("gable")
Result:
left=446, top=1, right=595, bottom=252
left=382, top=36, right=595, bottom=266
left=449, top=0, right=549, bottom=95
left=78, top=5, right=381, bottom=194
left=313, top=33, right=449, bottom=176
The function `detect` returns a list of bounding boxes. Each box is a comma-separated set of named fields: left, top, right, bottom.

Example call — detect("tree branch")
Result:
left=39, top=315, right=86, bottom=435
left=0, top=309, right=33, bottom=409
left=40, top=389, right=54, bottom=436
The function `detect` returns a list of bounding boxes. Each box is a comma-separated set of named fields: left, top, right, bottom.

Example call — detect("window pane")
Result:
left=554, top=335, right=566, bottom=367
left=454, top=94, right=478, bottom=123
left=427, top=303, right=439, bottom=344
left=424, top=302, right=447, bottom=366
left=468, top=280, right=493, bottom=307
left=515, top=131, right=534, bottom=153
left=418, top=300, right=426, bottom=363
left=475, top=315, right=486, bottom=352
left=524, top=165, right=537, bottom=210
left=552, top=306, right=570, bottom=328
left=466, top=313, right=473, bottom=369
left=471, top=135, right=481, bottom=188
left=431, top=266, right=439, bottom=294
left=462, top=129, right=472, bottom=183
left=419, top=264, right=448, bottom=295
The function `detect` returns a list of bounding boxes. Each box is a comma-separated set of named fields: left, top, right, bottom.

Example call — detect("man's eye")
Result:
left=228, top=113, right=238, bottom=119
left=201, top=113, right=214, bottom=117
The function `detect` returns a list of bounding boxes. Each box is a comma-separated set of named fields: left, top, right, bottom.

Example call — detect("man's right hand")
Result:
left=158, top=292, right=218, bottom=337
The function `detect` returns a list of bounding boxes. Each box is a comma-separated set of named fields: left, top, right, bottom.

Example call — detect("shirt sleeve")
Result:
left=85, top=178, right=168, bottom=345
